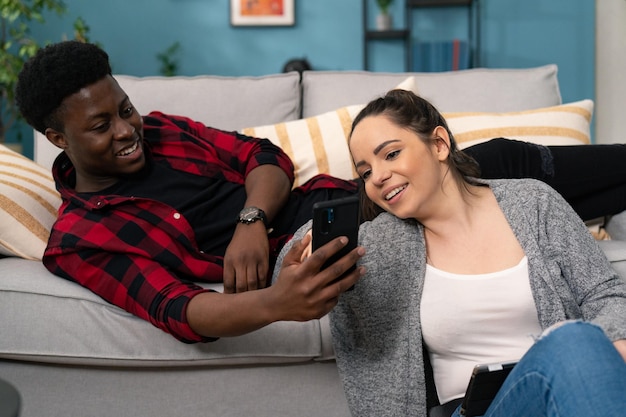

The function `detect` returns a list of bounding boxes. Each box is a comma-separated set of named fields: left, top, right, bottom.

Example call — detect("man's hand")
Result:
left=614, top=339, right=626, bottom=362
left=223, top=221, right=270, bottom=294
left=268, top=233, right=365, bottom=321
left=187, top=233, right=365, bottom=338
left=222, top=164, right=291, bottom=293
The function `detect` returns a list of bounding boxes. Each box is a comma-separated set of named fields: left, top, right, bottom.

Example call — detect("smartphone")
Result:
left=312, top=195, right=360, bottom=287
left=460, top=361, right=517, bottom=417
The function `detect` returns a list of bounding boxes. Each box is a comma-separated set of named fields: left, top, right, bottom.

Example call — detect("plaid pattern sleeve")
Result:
left=43, top=189, right=222, bottom=343
left=143, top=112, right=295, bottom=186
left=293, top=173, right=359, bottom=194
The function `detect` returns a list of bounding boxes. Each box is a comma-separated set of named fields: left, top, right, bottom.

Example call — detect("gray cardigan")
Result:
left=324, top=179, right=626, bottom=417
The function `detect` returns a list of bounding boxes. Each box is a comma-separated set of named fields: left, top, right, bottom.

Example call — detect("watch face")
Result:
left=241, top=207, right=260, bottom=221
left=239, top=207, right=265, bottom=224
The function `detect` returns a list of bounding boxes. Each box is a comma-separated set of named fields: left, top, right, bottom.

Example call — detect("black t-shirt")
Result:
left=93, top=158, right=245, bottom=257
left=85, top=159, right=355, bottom=259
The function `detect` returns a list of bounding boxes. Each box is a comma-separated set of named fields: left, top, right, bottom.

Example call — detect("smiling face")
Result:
left=350, top=115, right=451, bottom=220
left=45, top=75, right=145, bottom=192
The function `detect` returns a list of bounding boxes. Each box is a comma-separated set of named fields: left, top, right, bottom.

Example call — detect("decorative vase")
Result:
left=376, top=13, right=393, bottom=31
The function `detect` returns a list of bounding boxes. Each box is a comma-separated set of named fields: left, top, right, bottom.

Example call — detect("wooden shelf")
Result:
left=407, top=0, right=472, bottom=6
left=365, top=29, right=410, bottom=40
left=362, top=0, right=480, bottom=71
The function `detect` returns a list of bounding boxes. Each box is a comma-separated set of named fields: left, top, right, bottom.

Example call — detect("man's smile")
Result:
left=115, top=138, right=141, bottom=157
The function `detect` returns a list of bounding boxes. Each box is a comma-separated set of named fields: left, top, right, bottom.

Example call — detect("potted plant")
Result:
left=156, top=41, right=181, bottom=77
left=375, top=0, right=393, bottom=30
left=0, top=0, right=91, bottom=147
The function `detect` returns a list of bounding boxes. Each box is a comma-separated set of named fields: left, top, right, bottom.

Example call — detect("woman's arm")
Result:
left=529, top=180, right=626, bottom=341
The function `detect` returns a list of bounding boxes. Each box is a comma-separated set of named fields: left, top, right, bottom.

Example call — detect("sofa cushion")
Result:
left=240, top=77, right=417, bottom=186
left=241, top=97, right=591, bottom=189
left=242, top=77, right=417, bottom=187
left=597, top=240, right=626, bottom=283
left=606, top=211, right=626, bottom=242
left=301, top=65, right=561, bottom=118
left=0, top=257, right=334, bottom=366
left=448, top=99, right=593, bottom=149
left=0, top=145, right=61, bottom=260
left=242, top=104, right=362, bottom=187
left=115, top=73, right=302, bottom=131
left=34, top=72, right=303, bottom=171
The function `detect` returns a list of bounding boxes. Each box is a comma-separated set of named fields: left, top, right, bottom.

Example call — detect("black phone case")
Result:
left=312, top=195, right=360, bottom=276
left=460, top=361, right=517, bottom=417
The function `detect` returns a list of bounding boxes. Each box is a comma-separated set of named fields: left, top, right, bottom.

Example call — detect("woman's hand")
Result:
left=223, top=221, right=270, bottom=294
left=614, top=339, right=626, bottom=362
left=299, top=229, right=313, bottom=261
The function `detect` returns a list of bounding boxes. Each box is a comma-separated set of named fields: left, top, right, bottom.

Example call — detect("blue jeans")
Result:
left=451, top=321, right=626, bottom=417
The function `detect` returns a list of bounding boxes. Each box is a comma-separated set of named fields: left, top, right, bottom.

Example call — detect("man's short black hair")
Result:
left=15, top=40, right=112, bottom=134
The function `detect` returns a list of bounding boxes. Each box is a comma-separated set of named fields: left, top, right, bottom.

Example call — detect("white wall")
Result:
left=595, top=0, right=626, bottom=144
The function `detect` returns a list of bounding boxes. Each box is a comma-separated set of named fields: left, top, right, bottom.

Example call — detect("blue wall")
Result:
left=11, top=0, right=595, bottom=157
left=365, top=0, right=594, bottom=104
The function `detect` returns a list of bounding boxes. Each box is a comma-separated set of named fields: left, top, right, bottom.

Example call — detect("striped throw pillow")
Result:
left=241, top=104, right=362, bottom=187
left=241, top=77, right=417, bottom=187
left=0, top=145, right=61, bottom=260
left=445, top=100, right=593, bottom=149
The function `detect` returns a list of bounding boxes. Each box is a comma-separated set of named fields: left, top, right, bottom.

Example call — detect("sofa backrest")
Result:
left=115, top=73, right=302, bottom=130
left=301, top=65, right=562, bottom=117
left=33, top=66, right=562, bottom=170
left=34, top=72, right=302, bottom=170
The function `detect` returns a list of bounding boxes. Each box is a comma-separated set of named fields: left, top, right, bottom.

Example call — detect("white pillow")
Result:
left=445, top=99, right=593, bottom=149
left=0, top=145, right=61, bottom=260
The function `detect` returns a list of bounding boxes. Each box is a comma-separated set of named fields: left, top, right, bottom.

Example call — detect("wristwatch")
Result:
left=237, top=206, right=268, bottom=226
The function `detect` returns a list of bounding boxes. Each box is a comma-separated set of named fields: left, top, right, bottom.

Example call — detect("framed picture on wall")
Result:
left=230, top=0, right=295, bottom=26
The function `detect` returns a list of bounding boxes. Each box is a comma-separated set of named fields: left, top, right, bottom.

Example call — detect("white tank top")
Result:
left=421, top=256, right=542, bottom=404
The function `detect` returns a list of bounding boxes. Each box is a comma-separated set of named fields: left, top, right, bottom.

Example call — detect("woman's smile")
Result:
left=384, top=184, right=407, bottom=202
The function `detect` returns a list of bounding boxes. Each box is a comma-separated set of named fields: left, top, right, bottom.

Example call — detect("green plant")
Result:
left=376, top=0, right=393, bottom=15
left=0, top=0, right=92, bottom=143
left=156, top=41, right=181, bottom=77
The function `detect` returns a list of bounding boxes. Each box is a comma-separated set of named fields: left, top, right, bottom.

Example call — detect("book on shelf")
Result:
left=412, top=39, right=470, bottom=72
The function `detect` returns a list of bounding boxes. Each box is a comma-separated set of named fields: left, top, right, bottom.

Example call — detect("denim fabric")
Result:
left=451, top=321, right=626, bottom=417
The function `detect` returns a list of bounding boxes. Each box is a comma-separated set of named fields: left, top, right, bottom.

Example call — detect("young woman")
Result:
left=279, top=90, right=626, bottom=417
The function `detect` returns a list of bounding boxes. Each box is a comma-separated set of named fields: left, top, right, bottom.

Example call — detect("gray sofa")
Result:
left=2, top=65, right=626, bottom=417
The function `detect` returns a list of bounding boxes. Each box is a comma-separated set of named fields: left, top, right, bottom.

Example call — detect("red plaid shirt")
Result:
left=43, top=112, right=356, bottom=343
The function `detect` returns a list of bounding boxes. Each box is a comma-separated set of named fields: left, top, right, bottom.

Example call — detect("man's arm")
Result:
left=44, top=251, right=217, bottom=343
left=188, top=234, right=365, bottom=337
left=46, top=223, right=363, bottom=342
left=223, top=164, right=291, bottom=293
left=154, top=114, right=295, bottom=293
